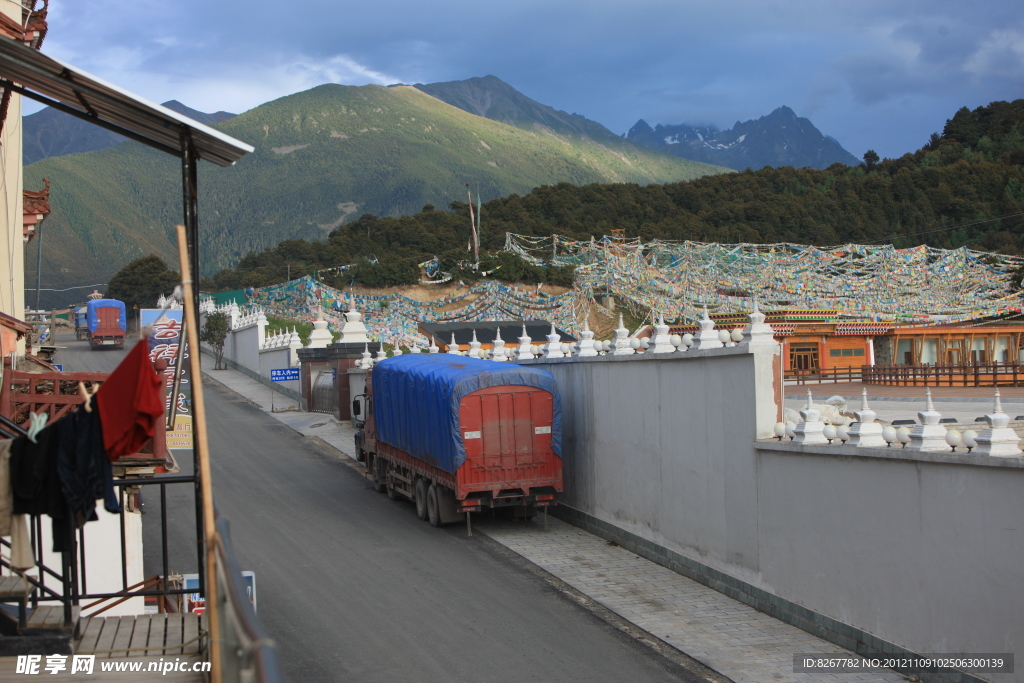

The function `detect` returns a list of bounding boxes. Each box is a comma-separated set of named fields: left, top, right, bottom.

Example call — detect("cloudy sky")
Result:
left=40, top=0, right=1023, bottom=160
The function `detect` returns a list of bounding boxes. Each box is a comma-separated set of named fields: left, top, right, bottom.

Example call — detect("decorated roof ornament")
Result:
left=793, top=389, right=827, bottom=445
left=651, top=313, right=675, bottom=354
left=847, top=388, right=886, bottom=447
left=516, top=323, right=534, bottom=361
left=973, top=389, right=1022, bottom=457
left=543, top=322, right=565, bottom=359
left=906, top=388, right=948, bottom=451
left=447, top=332, right=461, bottom=355
left=469, top=329, right=483, bottom=358
left=577, top=315, right=598, bottom=357
left=745, top=299, right=776, bottom=346
left=696, top=306, right=724, bottom=350
left=491, top=327, right=508, bottom=362
left=612, top=313, right=634, bottom=355
left=337, top=292, right=369, bottom=344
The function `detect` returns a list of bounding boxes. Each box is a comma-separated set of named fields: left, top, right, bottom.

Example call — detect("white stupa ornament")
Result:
left=468, top=329, right=483, bottom=358
left=612, top=313, right=634, bottom=355
left=543, top=323, right=566, bottom=359
left=427, top=336, right=439, bottom=354
left=577, top=316, right=598, bottom=357
left=491, top=327, right=508, bottom=362
left=651, top=313, right=675, bottom=354
left=337, top=292, right=369, bottom=343
left=745, top=299, right=776, bottom=346
left=846, top=388, right=886, bottom=448
left=905, top=388, right=948, bottom=451
left=447, top=332, right=462, bottom=355
left=359, top=343, right=372, bottom=369
left=695, top=306, right=724, bottom=350
left=516, top=323, right=534, bottom=361
left=972, top=389, right=1022, bottom=456
left=307, top=310, right=333, bottom=349
left=793, top=389, right=828, bottom=445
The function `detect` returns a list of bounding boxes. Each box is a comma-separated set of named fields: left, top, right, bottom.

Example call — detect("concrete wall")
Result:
left=227, top=324, right=261, bottom=374
left=756, top=442, right=1024, bottom=674
left=522, top=346, right=1022, bottom=683
left=524, top=346, right=778, bottom=579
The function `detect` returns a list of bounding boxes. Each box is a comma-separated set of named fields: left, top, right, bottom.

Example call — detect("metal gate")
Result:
left=311, top=369, right=337, bottom=414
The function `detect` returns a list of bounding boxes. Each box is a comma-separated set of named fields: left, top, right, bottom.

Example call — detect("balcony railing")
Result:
left=0, top=360, right=282, bottom=681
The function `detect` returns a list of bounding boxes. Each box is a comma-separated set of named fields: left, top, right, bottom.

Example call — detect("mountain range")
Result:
left=416, top=75, right=625, bottom=144
left=22, top=100, right=237, bottom=166
left=625, top=106, right=859, bottom=171
left=23, top=79, right=725, bottom=301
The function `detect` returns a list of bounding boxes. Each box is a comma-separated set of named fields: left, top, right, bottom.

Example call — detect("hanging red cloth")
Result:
left=95, top=339, right=165, bottom=461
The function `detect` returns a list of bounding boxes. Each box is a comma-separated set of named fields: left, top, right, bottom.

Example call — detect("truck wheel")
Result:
left=426, top=484, right=441, bottom=527
left=414, top=479, right=429, bottom=520
left=372, top=458, right=386, bottom=493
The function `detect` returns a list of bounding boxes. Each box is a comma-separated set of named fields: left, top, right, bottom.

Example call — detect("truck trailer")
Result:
left=353, top=353, right=563, bottom=527
left=73, top=305, right=88, bottom=341
left=86, top=299, right=126, bottom=349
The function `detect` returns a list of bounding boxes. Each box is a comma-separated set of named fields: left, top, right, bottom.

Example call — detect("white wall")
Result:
left=523, top=346, right=1023, bottom=681
left=0, top=0, right=25, bottom=352
left=36, top=509, right=146, bottom=616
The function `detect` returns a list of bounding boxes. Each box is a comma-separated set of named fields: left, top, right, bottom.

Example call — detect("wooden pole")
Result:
left=466, top=185, right=478, bottom=268
left=174, top=224, right=221, bottom=682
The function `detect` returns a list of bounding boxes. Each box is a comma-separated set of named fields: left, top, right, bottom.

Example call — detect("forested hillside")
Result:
left=23, top=82, right=724, bottom=303
left=210, top=99, right=1024, bottom=291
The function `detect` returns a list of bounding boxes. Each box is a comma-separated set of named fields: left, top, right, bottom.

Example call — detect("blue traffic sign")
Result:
left=52, top=364, right=63, bottom=372
left=270, top=368, right=300, bottom=382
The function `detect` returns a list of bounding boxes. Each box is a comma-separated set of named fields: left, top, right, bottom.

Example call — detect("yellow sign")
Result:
left=167, top=415, right=194, bottom=450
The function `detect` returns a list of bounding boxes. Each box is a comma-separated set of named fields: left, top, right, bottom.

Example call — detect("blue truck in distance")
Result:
left=86, top=299, right=126, bottom=349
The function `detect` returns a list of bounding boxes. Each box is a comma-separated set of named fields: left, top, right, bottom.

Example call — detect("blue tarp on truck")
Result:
left=372, top=354, right=562, bottom=474
left=86, top=299, right=126, bottom=333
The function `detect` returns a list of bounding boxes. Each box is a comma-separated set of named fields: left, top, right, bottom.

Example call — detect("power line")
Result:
left=25, top=282, right=107, bottom=292
left=868, top=211, right=1024, bottom=243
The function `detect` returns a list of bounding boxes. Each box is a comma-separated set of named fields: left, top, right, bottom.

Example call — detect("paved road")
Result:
left=56, top=333, right=710, bottom=682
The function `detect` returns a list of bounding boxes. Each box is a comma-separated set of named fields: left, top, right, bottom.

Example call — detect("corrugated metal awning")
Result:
left=0, top=35, right=253, bottom=166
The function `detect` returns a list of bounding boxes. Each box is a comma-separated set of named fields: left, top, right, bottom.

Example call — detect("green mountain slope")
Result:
left=208, top=98, right=1024, bottom=292
left=25, top=83, right=727, bottom=298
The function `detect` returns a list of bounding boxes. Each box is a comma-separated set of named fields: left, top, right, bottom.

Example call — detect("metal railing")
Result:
left=213, top=517, right=283, bottom=683
left=784, top=366, right=864, bottom=384
left=863, top=362, right=1024, bottom=387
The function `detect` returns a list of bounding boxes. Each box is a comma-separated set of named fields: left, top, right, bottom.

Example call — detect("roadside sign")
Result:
left=271, top=368, right=299, bottom=382
left=52, top=364, right=63, bottom=371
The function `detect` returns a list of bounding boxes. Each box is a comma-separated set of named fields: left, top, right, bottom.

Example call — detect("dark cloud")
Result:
left=39, top=0, right=1024, bottom=159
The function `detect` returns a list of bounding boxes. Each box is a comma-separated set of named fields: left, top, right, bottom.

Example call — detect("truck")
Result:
left=86, top=299, right=126, bottom=349
left=353, top=353, right=563, bottom=528
left=73, top=305, right=89, bottom=341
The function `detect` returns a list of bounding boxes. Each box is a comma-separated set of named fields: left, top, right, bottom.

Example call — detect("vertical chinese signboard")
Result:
left=141, top=309, right=193, bottom=450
